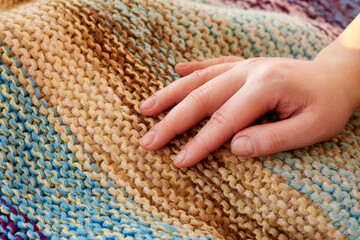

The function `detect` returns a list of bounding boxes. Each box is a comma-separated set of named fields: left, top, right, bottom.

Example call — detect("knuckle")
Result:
left=219, top=56, right=229, bottom=63
left=246, top=60, right=290, bottom=86
left=210, top=109, right=233, bottom=132
left=192, top=69, right=207, bottom=82
left=160, top=116, right=177, bottom=135
left=259, top=63, right=291, bottom=84
left=264, top=128, right=284, bottom=153
left=186, top=85, right=210, bottom=107
left=245, top=57, right=265, bottom=66
left=260, top=65, right=281, bottom=82
left=220, top=56, right=242, bottom=63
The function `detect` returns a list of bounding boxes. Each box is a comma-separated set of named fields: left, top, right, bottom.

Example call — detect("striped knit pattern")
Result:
left=0, top=0, right=359, bottom=239
left=217, top=0, right=360, bottom=29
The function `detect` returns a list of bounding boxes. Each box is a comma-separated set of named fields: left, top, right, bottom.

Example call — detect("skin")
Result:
left=140, top=14, right=360, bottom=168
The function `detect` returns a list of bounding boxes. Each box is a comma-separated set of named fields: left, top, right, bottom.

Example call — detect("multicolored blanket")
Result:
left=0, top=0, right=359, bottom=239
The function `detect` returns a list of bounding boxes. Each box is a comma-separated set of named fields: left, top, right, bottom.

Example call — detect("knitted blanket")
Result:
left=0, top=0, right=359, bottom=239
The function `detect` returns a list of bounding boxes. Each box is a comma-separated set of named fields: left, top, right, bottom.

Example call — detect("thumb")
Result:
left=231, top=115, right=324, bottom=157
left=176, top=56, right=243, bottom=76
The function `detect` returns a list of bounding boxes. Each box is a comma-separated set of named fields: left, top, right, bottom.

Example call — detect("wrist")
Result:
left=314, top=40, right=360, bottom=110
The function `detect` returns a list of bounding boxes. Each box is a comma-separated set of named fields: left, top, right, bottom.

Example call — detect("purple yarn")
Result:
left=0, top=199, right=47, bottom=240
left=221, top=0, right=360, bottom=28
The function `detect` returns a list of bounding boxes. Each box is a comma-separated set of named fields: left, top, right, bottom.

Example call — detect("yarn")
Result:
left=0, top=0, right=359, bottom=239
left=219, top=0, right=360, bottom=29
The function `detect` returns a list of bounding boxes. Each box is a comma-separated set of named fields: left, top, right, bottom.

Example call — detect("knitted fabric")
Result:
left=217, top=0, right=360, bottom=29
left=0, top=0, right=359, bottom=239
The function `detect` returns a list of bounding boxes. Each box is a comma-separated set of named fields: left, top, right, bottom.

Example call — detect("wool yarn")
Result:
left=0, top=0, right=359, bottom=239
left=218, top=0, right=360, bottom=29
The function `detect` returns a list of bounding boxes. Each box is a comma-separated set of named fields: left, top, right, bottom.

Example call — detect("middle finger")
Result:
left=140, top=65, right=246, bottom=150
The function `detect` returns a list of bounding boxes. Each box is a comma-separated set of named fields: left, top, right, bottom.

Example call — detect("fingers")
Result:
left=175, top=56, right=243, bottom=76
left=231, top=113, right=321, bottom=157
left=140, top=66, right=246, bottom=151
left=173, top=85, right=277, bottom=168
left=140, top=62, right=238, bottom=116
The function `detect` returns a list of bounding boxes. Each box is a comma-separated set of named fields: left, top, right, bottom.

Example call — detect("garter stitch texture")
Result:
left=0, top=0, right=359, bottom=239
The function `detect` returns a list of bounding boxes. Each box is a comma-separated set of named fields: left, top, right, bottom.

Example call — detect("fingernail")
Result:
left=174, top=150, right=187, bottom=166
left=141, top=96, right=156, bottom=110
left=140, top=131, right=155, bottom=146
left=232, top=136, right=254, bottom=156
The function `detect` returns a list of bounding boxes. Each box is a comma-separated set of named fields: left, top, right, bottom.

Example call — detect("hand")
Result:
left=139, top=56, right=360, bottom=168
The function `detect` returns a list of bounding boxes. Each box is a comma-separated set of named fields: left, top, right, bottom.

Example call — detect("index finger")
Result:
left=174, top=85, right=278, bottom=168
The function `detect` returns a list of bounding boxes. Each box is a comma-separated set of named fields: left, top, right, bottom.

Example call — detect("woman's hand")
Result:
left=139, top=54, right=360, bottom=168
